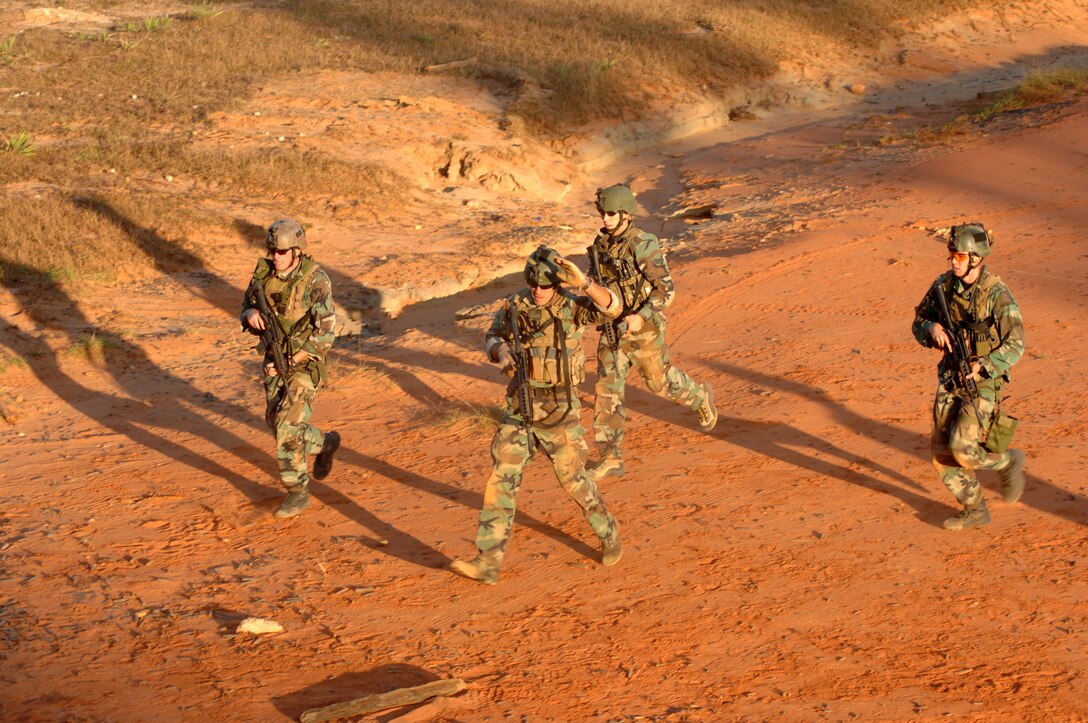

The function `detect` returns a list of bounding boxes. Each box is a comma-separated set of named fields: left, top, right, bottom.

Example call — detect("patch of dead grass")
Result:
left=873, top=66, right=1088, bottom=147
left=0, top=191, right=222, bottom=284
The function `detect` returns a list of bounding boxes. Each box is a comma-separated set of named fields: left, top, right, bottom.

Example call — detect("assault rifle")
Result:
left=588, top=247, right=628, bottom=372
left=507, top=302, right=535, bottom=452
left=254, top=284, right=293, bottom=426
left=934, top=283, right=984, bottom=425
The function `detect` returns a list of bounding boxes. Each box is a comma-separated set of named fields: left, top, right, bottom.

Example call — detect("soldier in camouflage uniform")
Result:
left=912, top=222, right=1026, bottom=530
left=450, top=246, right=624, bottom=584
left=241, top=219, right=340, bottom=518
left=587, top=184, right=717, bottom=482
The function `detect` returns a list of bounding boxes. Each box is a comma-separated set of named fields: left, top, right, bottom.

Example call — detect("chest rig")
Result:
left=509, top=292, right=586, bottom=391
left=593, top=229, right=652, bottom=314
left=252, top=255, right=326, bottom=385
left=943, top=269, right=1001, bottom=359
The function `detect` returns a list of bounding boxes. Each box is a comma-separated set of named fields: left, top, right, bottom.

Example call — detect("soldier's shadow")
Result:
left=704, top=360, right=1086, bottom=527
left=588, top=362, right=945, bottom=523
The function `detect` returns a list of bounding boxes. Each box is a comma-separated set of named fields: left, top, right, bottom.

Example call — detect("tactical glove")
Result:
left=553, top=256, right=588, bottom=289
left=496, top=344, right=517, bottom=378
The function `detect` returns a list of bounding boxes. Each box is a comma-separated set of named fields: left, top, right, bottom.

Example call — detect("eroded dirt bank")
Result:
left=2, top=4, right=1088, bottom=722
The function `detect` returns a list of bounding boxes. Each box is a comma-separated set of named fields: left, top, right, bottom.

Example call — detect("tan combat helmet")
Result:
left=523, top=245, right=562, bottom=288
left=266, top=219, right=307, bottom=251
left=594, top=184, right=638, bottom=215
left=947, top=222, right=992, bottom=258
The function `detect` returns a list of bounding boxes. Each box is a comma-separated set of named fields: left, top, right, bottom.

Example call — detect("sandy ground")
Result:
left=2, top=4, right=1088, bottom=722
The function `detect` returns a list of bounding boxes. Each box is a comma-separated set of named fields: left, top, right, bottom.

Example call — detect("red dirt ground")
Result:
left=1, top=4, right=1087, bottom=722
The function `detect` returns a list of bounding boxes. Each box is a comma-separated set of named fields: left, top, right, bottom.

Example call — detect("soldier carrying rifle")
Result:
left=912, top=222, right=1026, bottom=530
left=241, top=219, right=340, bottom=518
left=450, top=246, right=623, bottom=584
left=585, top=184, right=717, bottom=483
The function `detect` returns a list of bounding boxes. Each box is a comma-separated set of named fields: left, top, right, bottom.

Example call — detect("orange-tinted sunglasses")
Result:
left=947, top=251, right=970, bottom=263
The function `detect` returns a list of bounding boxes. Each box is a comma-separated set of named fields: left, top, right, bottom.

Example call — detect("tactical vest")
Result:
left=509, top=291, right=586, bottom=391
left=592, top=228, right=654, bottom=314
left=942, top=269, right=1002, bottom=358
left=252, top=255, right=327, bottom=386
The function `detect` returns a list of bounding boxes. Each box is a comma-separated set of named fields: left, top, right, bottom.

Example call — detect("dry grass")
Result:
left=0, top=191, right=224, bottom=284
left=0, top=0, right=998, bottom=284
left=0, top=353, right=28, bottom=375
left=874, top=66, right=1088, bottom=147
left=971, top=66, right=1088, bottom=121
left=63, top=332, right=124, bottom=364
left=437, top=403, right=506, bottom=434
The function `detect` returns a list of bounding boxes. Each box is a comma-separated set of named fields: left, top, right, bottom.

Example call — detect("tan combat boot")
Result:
left=943, top=499, right=991, bottom=530
left=274, top=486, right=310, bottom=518
left=1000, top=448, right=1026, bottom=503
left=600, top=533, right=623, bottom=567
left=588, top=456, right=625, bottom=482
left=450, top=553, right=500, bottom=585
left=697, top=383, right=718, bottom=432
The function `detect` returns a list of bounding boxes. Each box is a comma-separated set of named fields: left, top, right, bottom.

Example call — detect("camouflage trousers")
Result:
left=472, top=395, right=619, bottom=568
left=594, top=312, right=709, bottom=458
left=930, top=381, right=1011, bottom=507
left=264, top=370, right=327, bottom=491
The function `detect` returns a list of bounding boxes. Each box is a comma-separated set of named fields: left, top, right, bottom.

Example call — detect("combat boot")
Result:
left=313, top=430, right=341, bottom=481
left=943, top=499, right=991, bottom=531
left=450, top=554, right=500, bottom=585
left=697, top=383, right=718, bottom=432
left=274, top=486, right=311, bottom=518
left=600, top=533, right=623, bottom=567
left=588, top=456, right=625, bottom=482
left=1000, top=448, right=1026, bottom=503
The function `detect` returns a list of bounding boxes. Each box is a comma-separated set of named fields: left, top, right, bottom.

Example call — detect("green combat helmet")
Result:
left=267, top=219, right=307, bottom=251
left=947, top=222, right=992, bottom=258
left=595, top=184, right=638, bottom=215
left=524, top=245, right=562, bottom=287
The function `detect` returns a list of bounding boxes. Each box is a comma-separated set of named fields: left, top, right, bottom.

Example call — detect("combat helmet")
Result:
left=266, top=219, right=307, bottom=251
left=524, top=245, right=562, bottom=288
left=595, top=184, right=638, bottom=215
left=947, top=222, right=992, bottom=258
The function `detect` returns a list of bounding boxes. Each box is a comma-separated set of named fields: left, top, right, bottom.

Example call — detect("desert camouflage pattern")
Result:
left=929, top=382, right=1010, bottom=506
left=912, top=268, right=1024, bottom=384
left=265, top=371, right=328, bottom=490
left=912, top=267, right=1024, bottom=506
left=588, top=224, right=710, bottom=458
left=588, top=223, right=674, bottom=319
left=241, top=254, right=336, bottom=490
left=469, top=290, right=620, bottom=567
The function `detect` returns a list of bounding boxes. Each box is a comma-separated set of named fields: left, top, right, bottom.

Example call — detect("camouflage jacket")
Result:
left=912, top=267, right=1024, bottom=384
left=241, top=255, right=336, bottom=385
left=486, top=288, right=617, bottom=391
left=588, top=223, right=674, bottom=320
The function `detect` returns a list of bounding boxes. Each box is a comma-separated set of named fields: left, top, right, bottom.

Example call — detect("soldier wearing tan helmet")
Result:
left=241, top=219, right=339, bottom=518
left=912, top=222, right=1026, bottom=530
left=584, top=184, right=717, bottom=482
left=450, top=245, right=624, bottom=584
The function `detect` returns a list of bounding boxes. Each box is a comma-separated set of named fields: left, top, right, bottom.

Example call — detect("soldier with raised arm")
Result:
left=587, top=184, right=717, bottom=482
left=912, top=222, right=1026, bottom=530
left=450, top=246, right=624, bottom=584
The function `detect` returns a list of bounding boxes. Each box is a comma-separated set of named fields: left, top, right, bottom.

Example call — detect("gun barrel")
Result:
left=934, top=284, right=979, bottom=398
left=508, top=303, right=534, bottom=429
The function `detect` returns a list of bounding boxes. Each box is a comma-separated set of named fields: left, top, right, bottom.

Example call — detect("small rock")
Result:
left=237, top=617, right=283, bottom=635
left=847, top=84, right=866, bottom=95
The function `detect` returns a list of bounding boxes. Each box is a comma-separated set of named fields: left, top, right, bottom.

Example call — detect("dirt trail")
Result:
left=3, top=5, right=1088, bottom=722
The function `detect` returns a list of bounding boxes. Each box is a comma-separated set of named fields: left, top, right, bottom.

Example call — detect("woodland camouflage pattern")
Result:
left=912, top=267, right=1024, bottom=507
left=241, top=255, right=337, bottom=490
left=589, top=223, right=710, bottom=458
left=469, top=288, right=621, bottom=572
